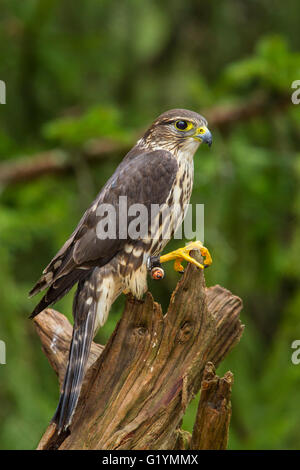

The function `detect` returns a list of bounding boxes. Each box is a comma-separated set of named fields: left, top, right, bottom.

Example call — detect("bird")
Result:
left=29, top=108, right=213, bottom=433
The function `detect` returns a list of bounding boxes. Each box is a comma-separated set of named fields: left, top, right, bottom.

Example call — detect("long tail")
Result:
left=29, top=268, right=89, bottom=319
left=52, top=271, right=98, bottom=433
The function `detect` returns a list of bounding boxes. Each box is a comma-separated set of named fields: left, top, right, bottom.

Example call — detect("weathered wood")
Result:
left=191, top=362, right=233, bottom=450
left=34, top=309, right=103, bottom=388
left=34, top=254, right=244, bottom=450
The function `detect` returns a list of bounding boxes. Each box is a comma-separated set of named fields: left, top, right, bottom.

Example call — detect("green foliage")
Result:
left=224, top=36, right=300, bottom=93
left=0, top=0, right=300, bottom=449
left=42, top=106, right=130, bottom=146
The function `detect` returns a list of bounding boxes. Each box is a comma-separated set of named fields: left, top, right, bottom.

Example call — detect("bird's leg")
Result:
left=158, top=241, right=212, bottom=273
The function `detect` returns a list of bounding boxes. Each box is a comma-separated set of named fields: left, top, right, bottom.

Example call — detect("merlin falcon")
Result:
left=29, top=108, right=213, bottom=433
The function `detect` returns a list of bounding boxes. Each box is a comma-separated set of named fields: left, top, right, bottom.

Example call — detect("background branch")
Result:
left=0, top=93, right=290, bottom=187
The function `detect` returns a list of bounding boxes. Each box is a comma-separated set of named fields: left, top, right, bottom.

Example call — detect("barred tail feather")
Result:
left=52, top=273, right=98, bottom=433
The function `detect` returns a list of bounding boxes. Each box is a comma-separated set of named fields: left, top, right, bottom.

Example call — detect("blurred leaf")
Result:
left=42, top=106, right=130, bottom=146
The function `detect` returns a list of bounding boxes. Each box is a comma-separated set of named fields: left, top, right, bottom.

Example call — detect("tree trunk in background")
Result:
left=34, top=253, right=244, bottom=450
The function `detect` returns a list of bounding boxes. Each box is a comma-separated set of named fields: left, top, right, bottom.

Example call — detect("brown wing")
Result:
left=29, top=147, right=178, bottom=302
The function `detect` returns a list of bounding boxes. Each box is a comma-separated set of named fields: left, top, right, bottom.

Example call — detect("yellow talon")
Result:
left=159, top=241, right=212, bottom=273
left=173, top=258, right=185, bottom=273
left=199, top=245, right=212, bottom=267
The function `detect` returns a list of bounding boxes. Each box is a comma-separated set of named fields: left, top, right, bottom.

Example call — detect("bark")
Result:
left=34, top=254, right=244, bottom=450
left=191, top=362, right=233, bottom=450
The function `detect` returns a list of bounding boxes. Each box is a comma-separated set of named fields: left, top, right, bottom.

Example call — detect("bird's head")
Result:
left=140, top=109, right=212, bottom=156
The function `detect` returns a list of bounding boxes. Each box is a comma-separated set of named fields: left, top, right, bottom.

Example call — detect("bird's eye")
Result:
left=174, top=120, right=193, bottom=132
left=175, top=120, right=188, bottom=131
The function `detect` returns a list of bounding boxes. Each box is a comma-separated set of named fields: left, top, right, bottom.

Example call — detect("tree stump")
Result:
left=34, top=253, right=244, bottom=450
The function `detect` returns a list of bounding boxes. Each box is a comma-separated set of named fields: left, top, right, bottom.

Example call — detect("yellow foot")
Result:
left=159, top=241, right=212, bottom=273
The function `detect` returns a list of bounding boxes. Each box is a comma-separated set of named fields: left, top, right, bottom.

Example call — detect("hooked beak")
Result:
left=193, top=126, right=212, bottom=147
